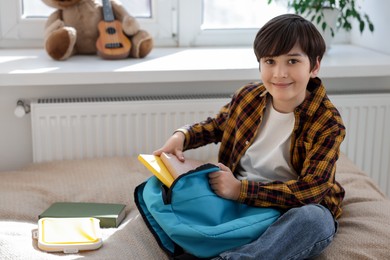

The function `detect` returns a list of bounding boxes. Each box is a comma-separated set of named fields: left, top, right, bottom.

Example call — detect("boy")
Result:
left=154, top=14, right=346, bottom=259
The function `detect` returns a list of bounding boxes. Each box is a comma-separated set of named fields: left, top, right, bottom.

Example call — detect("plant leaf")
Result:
left=322, top=22, right=327, bottom=32
left=359, top=21, right=365, bottom=33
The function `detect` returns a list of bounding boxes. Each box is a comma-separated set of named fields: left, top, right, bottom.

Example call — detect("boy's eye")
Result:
left=288, top=59, right=299, bottom=64
left=264, top=59, right=274, bottom=65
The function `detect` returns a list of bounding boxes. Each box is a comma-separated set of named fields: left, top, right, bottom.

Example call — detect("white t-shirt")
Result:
left=237, top=100, right=297, bottom=183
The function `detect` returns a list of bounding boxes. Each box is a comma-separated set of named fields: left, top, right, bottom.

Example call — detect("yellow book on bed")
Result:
left=36, top=217, right=103, bottom=253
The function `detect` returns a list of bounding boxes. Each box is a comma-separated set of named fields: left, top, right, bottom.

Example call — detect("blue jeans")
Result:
left=217, top=204, right=337, bottom=260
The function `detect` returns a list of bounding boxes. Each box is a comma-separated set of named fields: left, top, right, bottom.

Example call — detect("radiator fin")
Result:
left=37, top=94, right=231, bottom=104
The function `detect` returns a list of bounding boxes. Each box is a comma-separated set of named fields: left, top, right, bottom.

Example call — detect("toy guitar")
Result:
left=96, top=0, right=131, bottom=59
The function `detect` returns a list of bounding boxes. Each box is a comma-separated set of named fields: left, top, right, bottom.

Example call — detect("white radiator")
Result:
left=329, top=94, right=390, bottom=195
left=31, top=93, right=390, bottom=195
left=31, top=94, right=231, bottom=163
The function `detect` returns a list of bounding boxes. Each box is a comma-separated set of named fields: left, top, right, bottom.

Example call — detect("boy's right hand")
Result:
left=153, top=132, right=186, bottom=162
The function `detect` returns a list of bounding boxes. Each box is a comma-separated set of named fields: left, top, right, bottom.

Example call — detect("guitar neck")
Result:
left=102, top=0, right=115, bottom=22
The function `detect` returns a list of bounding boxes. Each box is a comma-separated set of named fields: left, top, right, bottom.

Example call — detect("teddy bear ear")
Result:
left=130, top=30, right=154, bottom=58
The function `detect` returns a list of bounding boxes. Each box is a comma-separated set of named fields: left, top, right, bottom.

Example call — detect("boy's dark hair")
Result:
left=254, top=14, right=326, bottom=71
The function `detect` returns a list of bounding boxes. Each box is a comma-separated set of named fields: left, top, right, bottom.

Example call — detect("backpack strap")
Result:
left=134, top=180, right=183, bottom=257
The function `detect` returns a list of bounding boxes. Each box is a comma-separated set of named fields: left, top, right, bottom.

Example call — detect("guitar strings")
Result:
left=101, top=21, right=127, bottom=53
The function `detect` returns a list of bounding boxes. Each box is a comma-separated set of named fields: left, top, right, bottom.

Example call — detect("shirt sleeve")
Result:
left=175, top=102, right=231, bottom=151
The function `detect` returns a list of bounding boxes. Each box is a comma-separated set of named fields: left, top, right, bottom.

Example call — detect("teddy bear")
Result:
left=42, top=0, right=153, bottom=60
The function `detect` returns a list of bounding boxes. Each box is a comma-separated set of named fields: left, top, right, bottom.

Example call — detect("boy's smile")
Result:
left=272, top=82, right=293, bottom=88
left=260, top=44, right=320, bottom=113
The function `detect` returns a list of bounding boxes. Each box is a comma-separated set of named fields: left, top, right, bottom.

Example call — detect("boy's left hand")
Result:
left=209, top=163, right=241, bottom=201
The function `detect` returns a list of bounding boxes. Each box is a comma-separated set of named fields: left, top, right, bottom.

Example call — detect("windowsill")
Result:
left=1, top=44, right=390, bottom=87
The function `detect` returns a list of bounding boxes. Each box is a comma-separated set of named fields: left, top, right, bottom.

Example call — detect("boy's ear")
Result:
left=310, top=57, right=321, bottom=78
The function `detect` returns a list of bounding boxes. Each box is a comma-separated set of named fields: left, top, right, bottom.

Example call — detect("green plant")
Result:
left=268, top=0, right=374, bottom=36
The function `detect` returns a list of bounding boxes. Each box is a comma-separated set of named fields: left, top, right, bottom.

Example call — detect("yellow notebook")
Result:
left=35, top=217, right=103, bottom=253
left=138, top=153, right=204, bottom=188
left=138, top=154, right=175, bottom=187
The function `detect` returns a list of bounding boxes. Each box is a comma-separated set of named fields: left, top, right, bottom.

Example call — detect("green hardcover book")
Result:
left=39, top=202, right=126, bottom=228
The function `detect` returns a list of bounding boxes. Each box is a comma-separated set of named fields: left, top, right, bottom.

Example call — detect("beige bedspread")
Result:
left=0, top=154, right=389, bottom=259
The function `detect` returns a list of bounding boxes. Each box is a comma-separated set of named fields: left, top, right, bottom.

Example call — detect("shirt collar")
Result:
left=296, top=77, right=326, bottom=117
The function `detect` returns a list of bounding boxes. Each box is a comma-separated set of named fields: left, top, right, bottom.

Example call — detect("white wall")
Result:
left=351, top=0, right=390, bottom=54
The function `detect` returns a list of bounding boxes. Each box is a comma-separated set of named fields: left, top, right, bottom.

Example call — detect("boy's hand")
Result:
left=209, top=163, right=241, bottom=201
left=153, top=132, right=185, bottom=162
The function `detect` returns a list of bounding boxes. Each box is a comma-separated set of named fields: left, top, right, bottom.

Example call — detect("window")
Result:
left=0, top=0, right=289, bottom=48
left=177, top=0, right=287, bottom=46
left=22, top=1, right=54, bottom=18
left=0, top=0, right=175, bottom=48
left=203, top=0, right=283, bottom=29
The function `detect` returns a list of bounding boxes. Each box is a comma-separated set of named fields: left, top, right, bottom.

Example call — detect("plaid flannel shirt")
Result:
left=178, top=77, right=346, bottom=219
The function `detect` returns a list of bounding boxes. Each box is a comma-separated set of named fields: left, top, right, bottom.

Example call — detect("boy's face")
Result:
left=259, top=44, right=320, bottom=113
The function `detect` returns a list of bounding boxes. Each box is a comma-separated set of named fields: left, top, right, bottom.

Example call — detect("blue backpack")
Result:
left=134, top=163, right=281, bottom=258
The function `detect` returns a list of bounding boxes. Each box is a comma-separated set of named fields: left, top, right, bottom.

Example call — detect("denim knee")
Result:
left=296, top=204, right=335, bottom=237
left=285, top=205, right=336, bottom=260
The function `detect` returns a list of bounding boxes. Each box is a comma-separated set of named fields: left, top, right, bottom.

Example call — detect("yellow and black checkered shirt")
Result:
left=178, top=77, right=346, bottom=219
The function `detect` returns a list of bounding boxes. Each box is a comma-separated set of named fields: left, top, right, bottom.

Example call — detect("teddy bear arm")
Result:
left=44, top=10, right=65, bottom=36
left=109, top=0, right=131, bottom=21
left=45, top=10, right=62, bottom=28
left=110, top=0, right=140, bottom=36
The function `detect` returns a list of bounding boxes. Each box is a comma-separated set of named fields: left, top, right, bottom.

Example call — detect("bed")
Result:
left=1, top=153, right=390, bottom=259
